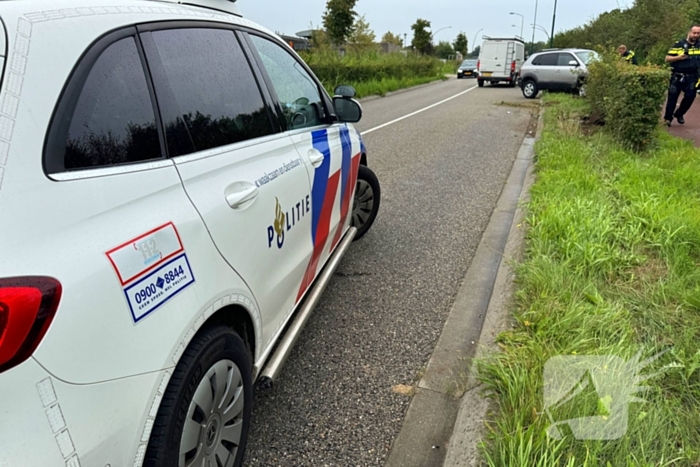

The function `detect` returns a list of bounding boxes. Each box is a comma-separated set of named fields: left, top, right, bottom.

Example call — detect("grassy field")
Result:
left=476, top=94, right=700, bottom=466
left=299, top=50, right=456, bottom=98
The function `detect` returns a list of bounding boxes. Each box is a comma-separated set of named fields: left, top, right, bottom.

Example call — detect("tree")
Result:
left=411, top=18, right=432, bottom=55
left=322, top=0, right=358, bottom=45
left=453, top=33, right=468, bottom=56
left=348, top=14, right=377, bottom=51
left=469, top=45, right=481, bottom=57
left=306, top=22, right=331, bottom=50
left=382, top=31, right=403, bottom=47
left=434, top=40, right=454, bottom=59
left=523, top=41, right=548, bottom=55
left=551, top=0, right=700, bottom=64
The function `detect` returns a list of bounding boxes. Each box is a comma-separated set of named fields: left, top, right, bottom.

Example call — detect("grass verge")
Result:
left=475, top=93, right=700, bottom=466
left=340, top=75, right=447, bottom=98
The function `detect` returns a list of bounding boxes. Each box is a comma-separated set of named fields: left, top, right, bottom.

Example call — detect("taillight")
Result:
left=0, top=277, right=61, bottom=373
left=477, top=60, right=480, bottom=70
left=511, top=60, right=516, bottom=72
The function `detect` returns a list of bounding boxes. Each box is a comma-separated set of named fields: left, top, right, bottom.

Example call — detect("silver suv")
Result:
left=519, top=48, right=599, bottom=98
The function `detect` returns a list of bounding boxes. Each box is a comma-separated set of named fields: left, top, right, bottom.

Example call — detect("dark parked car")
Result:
left=457, top=59, right=478, bottom=78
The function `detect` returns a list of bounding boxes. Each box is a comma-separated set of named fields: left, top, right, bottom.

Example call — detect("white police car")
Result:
left=0, top=1, right=380, bottom=465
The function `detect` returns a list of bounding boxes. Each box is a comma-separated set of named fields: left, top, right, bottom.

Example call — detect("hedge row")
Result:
left=300, top=51, right=444, bottom=86
left=586, top=52, right=670, bottom=151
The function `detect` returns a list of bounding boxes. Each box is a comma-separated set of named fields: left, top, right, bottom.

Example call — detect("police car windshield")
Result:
left=575, top=50, right=598, bottom=64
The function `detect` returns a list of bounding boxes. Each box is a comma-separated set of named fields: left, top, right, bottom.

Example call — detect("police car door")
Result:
left=139, top=24, right=314, bottom=350
left=243, top=32, right=363, bottom=302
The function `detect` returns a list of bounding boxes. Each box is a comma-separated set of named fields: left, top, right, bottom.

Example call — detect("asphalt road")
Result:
left=245, top=77, right=533, bottom=466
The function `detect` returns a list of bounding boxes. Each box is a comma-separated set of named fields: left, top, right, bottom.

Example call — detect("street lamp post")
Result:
left=430, top=26, right=452, bottom=44
left=472, top=28, right=483, bottom=55
left=531, top=23, right=550, bottom=43
left=530, top=0, right=539, bottom=55
left=549, top=0, right=558, bottom=48
left=510, top=12, right=524, bottom=38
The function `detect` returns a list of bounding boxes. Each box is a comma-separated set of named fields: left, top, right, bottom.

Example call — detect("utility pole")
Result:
left=549, top=0, right=558, bottom=48
left=530, top=0, right=538, bottom=55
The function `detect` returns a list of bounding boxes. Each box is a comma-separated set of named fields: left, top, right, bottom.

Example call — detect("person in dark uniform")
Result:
left=617, top=45, right=638, bottom=65
left=663, top=24, right=700, bottom=126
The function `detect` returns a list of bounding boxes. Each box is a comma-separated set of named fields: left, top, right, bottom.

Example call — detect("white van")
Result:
left=477, top=37, right=526, bottom=87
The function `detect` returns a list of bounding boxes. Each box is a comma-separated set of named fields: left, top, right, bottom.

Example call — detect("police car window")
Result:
left=249, top=35, right=325, bottom=131
left=533, top=53, right=558, bottom=66
left=63, top=37, right=160, bottom=170
left=151, top=28, right=274, bottom=156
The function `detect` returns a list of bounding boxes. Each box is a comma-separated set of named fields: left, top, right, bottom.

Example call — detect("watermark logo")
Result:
left=543, top=348, right=667, bottom=440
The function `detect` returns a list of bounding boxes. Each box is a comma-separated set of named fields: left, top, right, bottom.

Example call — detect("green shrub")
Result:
left=584, top=51, right=618, bottom=121
left=298, top=49, right=444, bottom=93
left=606, top=66, right=669, bottom=150
left=585, top=50, right=670, bottom=151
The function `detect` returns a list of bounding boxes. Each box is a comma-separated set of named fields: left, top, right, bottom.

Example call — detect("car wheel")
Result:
left=477, top=79, right=484, bottom=87
left=522, top=80, right=538, bottom=99
left=144, top=325, right=253, bottom=467
left=351, top=165, right=381, bottom=241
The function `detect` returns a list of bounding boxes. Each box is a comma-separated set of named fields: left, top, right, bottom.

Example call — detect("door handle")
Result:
left=308, top=148, right=325, bottom=168
left=225, top=184, right=259, bottom=209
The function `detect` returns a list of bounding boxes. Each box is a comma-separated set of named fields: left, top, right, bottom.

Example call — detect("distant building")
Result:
left=296, top=29, right=315, bottom=40
left=278, top=33, right=311, bottom=52
left=379, top=42, right=402, bottom=54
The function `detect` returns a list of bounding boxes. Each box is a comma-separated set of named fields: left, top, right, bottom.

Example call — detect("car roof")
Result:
left=0, top=0, right=243, bottom=18
left=534, top=48, right=594, bottom=53
left=0, top=0, right=283, bottom=43
left=154, top=0, right=241, bottom=16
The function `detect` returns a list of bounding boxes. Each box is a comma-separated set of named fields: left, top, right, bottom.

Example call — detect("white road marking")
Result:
left=360, top=85, right=479, bottom=136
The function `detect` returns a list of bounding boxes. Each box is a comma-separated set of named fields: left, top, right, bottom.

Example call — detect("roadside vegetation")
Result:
left=554, top=0, right=700, bottom=64
left=300, top=49, right=454, bottom=98
left=296, top=0, right=470, bottom=99
left=475, top=92, right=700, bottom=466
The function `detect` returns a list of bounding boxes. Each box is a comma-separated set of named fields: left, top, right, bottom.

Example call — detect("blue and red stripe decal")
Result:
left=296, top=126, right=363, bottom=302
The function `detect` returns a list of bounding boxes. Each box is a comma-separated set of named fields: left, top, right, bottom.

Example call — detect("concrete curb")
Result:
left=383, top=104, right=544, bottom=467
left=441, top=107, right=543, bottom=467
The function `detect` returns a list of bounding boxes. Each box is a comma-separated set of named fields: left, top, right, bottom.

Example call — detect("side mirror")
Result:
left=333, top=97, right=362, bottom=123
left=569, top=60, right=579, bottom=67
left=334, top=85, right=356, bottom=98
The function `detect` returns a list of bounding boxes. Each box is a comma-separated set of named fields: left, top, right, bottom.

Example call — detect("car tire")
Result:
left=144, top=325, right=253, bottom=467
left=351, top=165, right=381, bottom=241
left=522, top=80, right=538, bottom=99
left=477, top=79, right=484, bottom=87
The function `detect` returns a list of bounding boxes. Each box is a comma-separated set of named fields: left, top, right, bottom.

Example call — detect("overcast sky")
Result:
left=238, top=0, right=628, bottom=50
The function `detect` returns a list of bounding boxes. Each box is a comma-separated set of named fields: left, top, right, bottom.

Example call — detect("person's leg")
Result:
left=664, top=75, right=682, bottom=123
left=673, top=77, right=697, bottom=123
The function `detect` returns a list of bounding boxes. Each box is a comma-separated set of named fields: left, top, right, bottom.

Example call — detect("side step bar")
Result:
left=257, top=226, right=357, bottom=389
